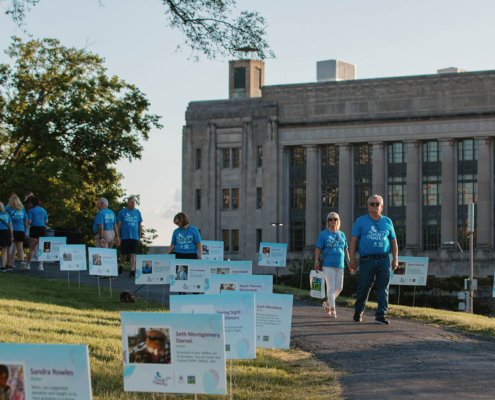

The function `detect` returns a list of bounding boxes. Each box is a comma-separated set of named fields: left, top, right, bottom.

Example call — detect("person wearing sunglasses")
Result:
left=129, top=329, right=171, bottom=364
left=348, top=195, right=399, bottom=325
left=314, top=212, right=349, bottom=318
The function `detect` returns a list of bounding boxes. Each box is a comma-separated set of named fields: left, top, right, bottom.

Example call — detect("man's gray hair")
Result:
left=99, top=198, right=108, bottom=207
left=128, top=196, right=137, bottom=202
left=367, top=195, right=384, bottom=205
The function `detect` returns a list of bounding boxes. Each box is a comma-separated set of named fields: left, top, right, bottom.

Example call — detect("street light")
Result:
left=271, top=222, right=284, bottom=284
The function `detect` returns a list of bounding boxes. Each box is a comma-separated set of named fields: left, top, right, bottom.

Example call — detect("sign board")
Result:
left=0, top=343, right=92, bottom=400
left=135, top=254, right=175, bottom=284
left=206, top=260, right=252, bottom=276
left=201, top=241, right=224, bottom=261
left=207, top=274, right=273, bottom=294
left=121, top=312, right=227, bottom=395
left=59, top=244, right=87, bottom=271
left=390, top=256, right=429, bottom=286
left=88, top=247, right=118, bottom=277
left=255, top=293, right=293, bottom=350
left=170, top=293, right=256, bottom=360
left=258, top=242, right=287, bottom=267
left=38, top=237, right=67, bottom=261
left=467, top=202, right=475, bottom=233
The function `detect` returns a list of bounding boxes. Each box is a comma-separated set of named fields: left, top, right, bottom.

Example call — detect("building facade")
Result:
left=183, top=64, right=495, bottom=277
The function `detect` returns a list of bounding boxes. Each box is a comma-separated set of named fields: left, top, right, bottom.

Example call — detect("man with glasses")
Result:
left=348, top=195, right=398, bottom=325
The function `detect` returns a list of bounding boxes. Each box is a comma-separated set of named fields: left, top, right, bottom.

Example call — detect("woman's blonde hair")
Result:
left=7, top=195, right=23, bottom=211
left=326, top=212, right=340, bottom=230
left=0, top=202, right=5, bottom=213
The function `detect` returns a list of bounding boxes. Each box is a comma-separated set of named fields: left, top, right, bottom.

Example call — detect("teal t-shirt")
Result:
left=5, top=206, right=28, bottom=232
left=316, top=230, right=348, bottom=268
left=351, top=215, right=396, bottom=256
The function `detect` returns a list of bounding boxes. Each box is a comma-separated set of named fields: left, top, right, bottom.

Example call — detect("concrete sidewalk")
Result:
left=291, top=299, right=495, bottom=400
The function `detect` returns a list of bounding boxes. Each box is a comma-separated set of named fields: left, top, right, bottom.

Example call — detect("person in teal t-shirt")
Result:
left=5, top=194, right=28, bottom=271
left=0, top=202, right=13, bottom=272
left=117, top=197, right=143, bottom=278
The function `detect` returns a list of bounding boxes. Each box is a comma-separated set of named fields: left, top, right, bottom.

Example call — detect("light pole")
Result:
left=271, top=222, right=284, bottom=284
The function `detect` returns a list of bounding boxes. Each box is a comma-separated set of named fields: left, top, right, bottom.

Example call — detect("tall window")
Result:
left=291, top=181, right=305, bottom=209
left=388, top=177, right=407, bottom=207
left=321, top=145, right=339, bottom=228
left=196, top=189, right=201, bottom=210
left=222, top=149, right=230, bottom=169
left=422, top=141, right=442, bottom=250
left=290, top=222, right=305, bottom=252
left=222, top=189, right=230, bottom=210
left=388, top=143, right=407, bottom=250
left=222, top=230, right=230, bottom=252
left=256, top=229, right=262, bottom=252
left=291, top=147, right=306, bottom=167
left=388, top=142, right=407, bottom=164
left=196, top=149, right=202, bottom=170
left=257, top=146, right=263, bottom=167
left=322, top=180, right=338, bottom=207
left=289, top=147, right=306, bottom=251
left=233, top=67, right=246, bottom=98
left=232, top=148, right=240, bottom=168
left=257, top=188, right=262, bottom=209
left=232, top=189, right=239, bottom=209
left=232, top=230, right=240, bottom=252
left=354, top=144, right=372, bottom=218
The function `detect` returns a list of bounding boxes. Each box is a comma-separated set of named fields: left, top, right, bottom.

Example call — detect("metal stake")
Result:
left=97, top=276, right=113, bottom=298
left=397, top=286, right=400, bottom=305
left=413, top=286, right=416, bottom=307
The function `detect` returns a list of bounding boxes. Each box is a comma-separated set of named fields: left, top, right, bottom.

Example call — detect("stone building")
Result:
left=182, top=59, right=495, bottom=277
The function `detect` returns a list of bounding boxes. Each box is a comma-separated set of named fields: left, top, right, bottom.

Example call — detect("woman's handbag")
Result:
left=310, top=270, right=326, bottom=299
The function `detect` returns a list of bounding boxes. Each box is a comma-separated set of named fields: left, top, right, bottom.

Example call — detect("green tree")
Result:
left=0, top=37, right=162, bottom=244
left=1, top=0, right=274, bottom=60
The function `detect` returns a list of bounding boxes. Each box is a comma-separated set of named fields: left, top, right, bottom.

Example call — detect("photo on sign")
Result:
left=262, top=247, right=271, bottom=258
left=395, top=262, right=406, bottom=275
left=43, top=242, right=51, bottom=253
left=62, top=253, right=72, bottom=262
left=92, top=253, right=102, bottom=266
left=142, top=260, right=152, bottom=275
left=220, top=283, right=236, bottom=291
left=127, top=327, right=171, bottom=365
left=210, top=267, right=231, bottom=275
left=176, top=265, right=188, bottom=281
left=0, top=363, right=25, bottom=400
left=202, top=244, right=209, bottom=255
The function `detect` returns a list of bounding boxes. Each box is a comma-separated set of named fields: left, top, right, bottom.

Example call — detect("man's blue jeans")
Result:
left=354, top=257, right=391, bottom=318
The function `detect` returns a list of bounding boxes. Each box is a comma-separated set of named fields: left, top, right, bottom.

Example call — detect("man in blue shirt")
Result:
left=117, top=197, right=143, bottom=278
left=348, top=195, right=398, bottom=325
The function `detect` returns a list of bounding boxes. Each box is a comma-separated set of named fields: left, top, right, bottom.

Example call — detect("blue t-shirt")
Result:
left=0, top=212, right=12, bottom=231
left=93, top=208, right=117, bottom=233
left=117, top=208, right=143, bottom=240
left=316, top=230, right=348, bottom=268
left=351, top=215, right=396, bottom=256
left=5, top=206, right=28, bottom=232
left=28, top=207, right=49, bottom=227
left=171, top=225, right=201, bottom=254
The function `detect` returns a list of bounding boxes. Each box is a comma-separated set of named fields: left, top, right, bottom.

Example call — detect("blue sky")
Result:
left=1, top=0, right=493, bottom=244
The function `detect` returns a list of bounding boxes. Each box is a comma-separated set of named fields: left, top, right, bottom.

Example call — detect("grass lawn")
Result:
left=274, top=284, right=495, bottom=338
left=0, top=274, right=341, bottom=399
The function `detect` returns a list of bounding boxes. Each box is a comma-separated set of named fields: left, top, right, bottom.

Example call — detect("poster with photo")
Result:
left=258, top=242, right=287, bottom=267
left=59, top=244, right=87, bottom=271
left=87, top=247, right=118, bottom=277
left=170, top=293, right=256, bottom=360
left=135, top=255, right=175, bottom=284
left=0, top=343, right=92, bottom=400
left=207, top=275, right=273, bottom=294
left=170, top=260, right=208, bottom=293
left=206, top=260, right=252, bottom=276
left=201, top=241, right=224, bottom=261
left=255, top=293, right=293, bottom=350
left=38, top=237, right=67, bottom=262
left=389, top=256, right=429, bottom=286
left=121, top=312, right=226, bottom=394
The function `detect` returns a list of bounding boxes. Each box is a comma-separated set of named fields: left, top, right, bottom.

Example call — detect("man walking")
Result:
left=117, top=197, right=142, bottom=278
left=348, top=195, right=398, bottom=325
left=93, top=198, right=120, bottom=269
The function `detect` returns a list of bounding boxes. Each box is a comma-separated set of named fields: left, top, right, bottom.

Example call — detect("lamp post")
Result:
left=271, top=222, right=284, bottom=284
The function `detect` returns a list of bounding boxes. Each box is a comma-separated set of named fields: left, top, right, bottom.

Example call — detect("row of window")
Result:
left=196, top=188, right=263, bottom=210
left=195, top=147, right=263, bottom=170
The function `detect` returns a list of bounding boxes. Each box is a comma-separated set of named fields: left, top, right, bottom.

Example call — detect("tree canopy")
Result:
left=0, top=37, right=162, bottom=244
left=1, top=0, right=274, bottom=60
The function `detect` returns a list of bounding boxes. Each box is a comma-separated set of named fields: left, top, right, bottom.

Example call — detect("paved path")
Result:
left=291, top=299, right=495, bottom=399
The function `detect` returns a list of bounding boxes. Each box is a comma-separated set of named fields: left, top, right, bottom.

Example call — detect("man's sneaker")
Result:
left=353, top=312, right=362, bottom=322
left=129, top=270, right=136, bottom=278
left=6, top=265, right=14, bottom=271
left=374, top=317, right=390, bottom=325
left=118, top=266, right=123, bottom=275
left=20, top=262, right=26, bottom=271
left=0, top=266, right=6, bottom=273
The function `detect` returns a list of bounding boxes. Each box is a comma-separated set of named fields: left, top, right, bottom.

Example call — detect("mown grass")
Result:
left=274, top=284, right=495, bottom=337
left=0, top=274, right=340, bottom=399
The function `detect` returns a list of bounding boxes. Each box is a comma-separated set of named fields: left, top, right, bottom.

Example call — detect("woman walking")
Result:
left=0, top=202, right=14, bottom=272
left=26, top=197, right=48, bottom=271
left=5, top=195, right=28, bottom=271
left=314, top=212, right=350, bottom=318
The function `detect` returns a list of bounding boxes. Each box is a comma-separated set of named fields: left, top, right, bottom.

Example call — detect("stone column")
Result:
left=338, top=143, right=353, bottom=240
left=371, top=142, right=387, bottom=210
left=440, top=139, right=456, bottom=246
left=405, top=141, right=421, bottom=254
left=476, top=137, right=492, bottom=248
left=304, top=145, right=320, bottom=249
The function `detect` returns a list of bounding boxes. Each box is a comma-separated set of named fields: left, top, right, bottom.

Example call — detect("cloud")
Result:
left=162, top=201, right=181, bottom=219
left=173, top=188, right=181, bottom=202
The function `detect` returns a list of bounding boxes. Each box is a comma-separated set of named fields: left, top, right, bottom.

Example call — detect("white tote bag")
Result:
left=310, top=270, right=326, bottom=299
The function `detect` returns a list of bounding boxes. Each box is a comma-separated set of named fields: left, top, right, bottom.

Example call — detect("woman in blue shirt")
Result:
left=26, top=197, right=49, bottom=270
left=314, top=212, right=350, bottom=318
left=0, top=202, right=14, bottom=272
left=6, top=194, right=28, bottom=270
left=167, top=212, right=202, bottom=260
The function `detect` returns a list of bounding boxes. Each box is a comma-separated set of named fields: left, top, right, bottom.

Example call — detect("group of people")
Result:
left=0, top=192, right=48, bottom=272
left=314, top=194, right=398, bottom=325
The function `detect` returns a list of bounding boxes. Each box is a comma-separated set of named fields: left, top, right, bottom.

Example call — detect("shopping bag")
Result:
left=310, top=270, right=325, bottom=299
